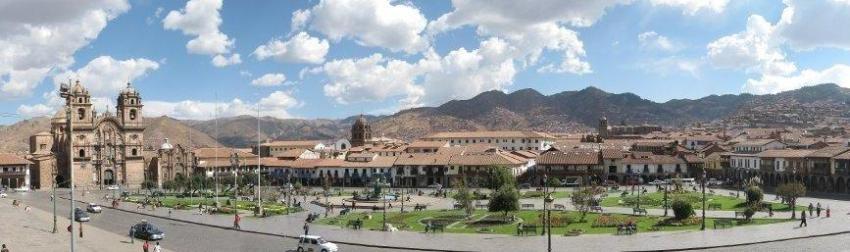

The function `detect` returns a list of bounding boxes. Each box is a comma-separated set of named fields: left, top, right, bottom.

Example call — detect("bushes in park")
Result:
left=746, top=186, right=763, bottom=207
left=592, top=214, right=635, bottom=228
left=672, top=200, right=693, bottom=220
left=521, top=191, right=545, bottom=198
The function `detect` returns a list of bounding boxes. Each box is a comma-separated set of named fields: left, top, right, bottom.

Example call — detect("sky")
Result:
left=2, top=0, right=850, bottom=125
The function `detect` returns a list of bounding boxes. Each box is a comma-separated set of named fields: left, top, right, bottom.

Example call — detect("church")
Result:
left=29, top=81, right=147, bottom=190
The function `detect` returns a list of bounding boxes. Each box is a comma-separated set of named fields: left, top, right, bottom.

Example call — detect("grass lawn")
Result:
left=600, top=191, right=805, bottom=212
left=124, top=196, right=301, bottom=215
left=521, top=190, right=571, bottom=199
left=315, top=209, right=789, bottom=236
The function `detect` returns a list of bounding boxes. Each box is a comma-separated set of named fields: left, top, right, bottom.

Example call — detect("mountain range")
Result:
left=1, top=83, right=848, bottom=152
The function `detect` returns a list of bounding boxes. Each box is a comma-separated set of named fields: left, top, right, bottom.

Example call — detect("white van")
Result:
left=297, top=235, right=338, bottom=252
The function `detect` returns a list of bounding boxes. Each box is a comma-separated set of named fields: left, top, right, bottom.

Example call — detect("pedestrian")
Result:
left=1, top=244, right=8, bottom=252
left=816, top=202, right=822, bottom=217
left=303, top=222, right=309, bottom=235
left=168, top=209, right=172, bottom=217
left=153, top=242, right=162, bottom=252
left=827, top=206, right=831, bottom=218
left=79, top=223, right=84, bottom=238
left=809, top=203, right=814, bottom=216
left=143, top=240, right=150, bottom=252
left=233, top=213, right=241, bottom=230
left=129, top=225, right=136, bottom=243
left=800, top=210, right=808, bottom=227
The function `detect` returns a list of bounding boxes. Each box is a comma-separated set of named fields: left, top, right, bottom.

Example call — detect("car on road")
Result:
left=86, top=203, right=102, bottom=213
left=648, top=179, right=667, bottom=185
left=74, top=208, right=90, bottom=222
left=106, top=185, right=120, bottom=190
left=131, top=221, right=165, bottom=241
left=297, top=235, right=338, bottom=252
left=0, top=192, right=7, bottom=198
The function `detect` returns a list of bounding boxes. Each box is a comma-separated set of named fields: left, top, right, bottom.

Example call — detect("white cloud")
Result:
left=706, top=15, right=795, bottom=75
left=426, top=1, right=620, bottom=75
left=307, top=0, right=428, bottom=53
left=639, top=57, right=703, bottom=77
left=290, top=9, right=311, bottom=34
left=775, top=0, right=850, bottom=51
left=319, top=38, right=518, bottom=109
left=52, top=56, right=160, bottom=97
left=16, top=103, right=54, bottom=118
left=251, top=73, right=287, bottom=87
left=648, top=0, right=729, bottom=15
left=638, top=31, right=679, bottom=52
left=211, top=53, right=241, bottom=67
left=0, top=0, right=130, bottom=100
left=254, top=32, right=329, bottom=64
left=163, top=0, right=239, bottom=66
left=744, top=64, right=850, bottom=94
left=144, top=90, right=299, bottom=120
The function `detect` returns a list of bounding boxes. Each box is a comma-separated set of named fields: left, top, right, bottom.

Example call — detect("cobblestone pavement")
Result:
left=0, top=197, right=174, bottom=252
left=14, top=187, right=850, bottom=252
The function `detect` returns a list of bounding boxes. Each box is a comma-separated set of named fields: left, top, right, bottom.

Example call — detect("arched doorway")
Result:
left=104, top=170, right=115, bottom=185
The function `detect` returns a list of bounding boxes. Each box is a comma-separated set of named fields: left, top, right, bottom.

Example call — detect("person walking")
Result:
left=808, top=203, right=814, bottom=216
left=79, top=223, right=84, bottom=238
left=800, top=210, right=808, bottom=227
left=129, top=225, right=136, bottom=244
left=233, top=213, right=241, bottom=230
left=816, top=202, right=822, bottom=217
left=1, top=244, right=9, bottom=252
left=153, top=242, right=162, bottom=252
left=143, top=240, right=150, bottom=252
left=303, top=222, right=310, bottom=235
left=827, top=206, right=831, bottom=218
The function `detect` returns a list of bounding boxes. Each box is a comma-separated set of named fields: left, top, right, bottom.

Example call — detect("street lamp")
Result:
left=52, top=162, right=58, bottom=233
left=543, top=182, right=554, bottom=252
left=663, top=180, right=669, bottom=217
left=700, top=168, right=707, bottom=230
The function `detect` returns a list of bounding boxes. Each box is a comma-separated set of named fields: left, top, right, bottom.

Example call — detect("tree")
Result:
left=671, top=200, right=693, bottom=220
left=745, top=185, right=763, bottom=207
left=453, top=177, right=475, bottom=217
left=141, top=180, right=156, bottom=193
left=776, top=182, right=806, bottom=219
left=488, top=185, right=519, bottom=220
left=570, top=186, right=601, bottom=222
left=486, top=166, right=516, bottom=190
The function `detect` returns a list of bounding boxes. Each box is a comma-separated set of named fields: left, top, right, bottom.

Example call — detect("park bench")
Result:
left=429, top=224, right=446, bottom=233
left=616, top=224, right=637, bottom=235
left=708, top=203, right=722, bottom=210
left=554, top=204, right=566, bottom=210
left=521, top=203, right=535, bottom=209
left=633, top=208, right=647, bottom=216
left=414, top=204, right=428, bottom=211
left=734, top=211, right=746, bottom=219
left=714, top=219, right=733, bottom=229
left=517, top=225, right=538, bottom=236
left=590, top=206, right=603, bottom=212
left=475, top=203, right=488, bottom=209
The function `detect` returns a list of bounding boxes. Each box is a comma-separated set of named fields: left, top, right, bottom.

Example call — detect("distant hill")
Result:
left=3, top=83, right=849, bottom=151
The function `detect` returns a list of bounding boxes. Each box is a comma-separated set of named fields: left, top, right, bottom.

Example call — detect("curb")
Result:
left=62, top=197, right=476, bottom=252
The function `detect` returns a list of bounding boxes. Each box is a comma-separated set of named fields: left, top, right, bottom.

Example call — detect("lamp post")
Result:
left=52, top=163, right=58, bottom=233
left=60, top=83, right=76, bottom=252
left=700, top=168, right=707, bottom=231
left=543, top=174, right=553, bottom=252
left=663, top=181, right=669, bottom=217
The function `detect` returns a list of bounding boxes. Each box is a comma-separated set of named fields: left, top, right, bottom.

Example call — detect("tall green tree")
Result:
left=570, top=186, right=601, bottom=222
left=486, top=166, right=516, bottom=190
left=488, top=185, right=520, bottom=220
left=453, top=177, right=475, bottom=217
left=776, top=182, right=806, bottom=219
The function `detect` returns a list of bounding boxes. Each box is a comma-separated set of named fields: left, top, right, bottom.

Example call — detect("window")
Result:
left=79, top=149, right=85, bottom=158
left=656, top=165, right=663, bottom=173
left=77, top=97, right=83, bottom=103
left=627, top=165, right=632, bottom=173
left=131, top=149, right=138, bottom=156
left=609, top=166, right=616, bottom=173
left=643, top=165, right=649, bottom=173
left=77, top=108, right=85, bottom=120
left=129, top=109, right=137, bottom=120
left=675, top=164, right=681, bottom=173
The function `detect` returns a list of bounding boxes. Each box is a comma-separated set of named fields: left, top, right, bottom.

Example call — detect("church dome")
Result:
left=121, top=82, right=136, bottom=95
left=71, top=80, right=87, bottom=95
left=353, top=115, right=368, bottom=128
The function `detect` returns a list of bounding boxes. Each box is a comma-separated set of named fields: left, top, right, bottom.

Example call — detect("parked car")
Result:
left=86, top=203, right=102, bottom=213
left=707, top=178, right=723, bottom=186
left=0, top=192, right=7, bottom=198
left=74, top=208, right=90, bottom=222
left=131, top=221, right=165, bottom=241
left=106, top=185, right=120, bottom=190
left=519, top=183, right=531, bottom=189
left=560, top=178, right=580, bottom=187
left=297, top=235, right=338, bottom=252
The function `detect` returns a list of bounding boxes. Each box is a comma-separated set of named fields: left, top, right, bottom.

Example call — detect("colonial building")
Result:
left=32, top=81, right=147, bottom=189
left=0, top=154, right=33, bottom=190
left=420, top=131, right=555, bottom=151
left=350, top=115, right=372, bottom=147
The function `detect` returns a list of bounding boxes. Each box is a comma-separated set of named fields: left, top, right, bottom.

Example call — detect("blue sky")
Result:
left=2, top=0, right=850, bottom=124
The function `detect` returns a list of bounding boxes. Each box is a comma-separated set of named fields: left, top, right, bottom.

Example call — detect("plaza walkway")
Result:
left=63, top=189, right=850, bottom=251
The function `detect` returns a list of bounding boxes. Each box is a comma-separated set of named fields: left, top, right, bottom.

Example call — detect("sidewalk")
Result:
left=0, top=198, right=173, bottom=252
left=74, top=189, right=850, bottom=252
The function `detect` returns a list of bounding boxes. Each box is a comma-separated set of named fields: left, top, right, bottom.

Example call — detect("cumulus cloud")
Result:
left=163, top=0, right=239, bottom=66
left=211, top=53, right=241, bottom=67
left=251, top=73, right=286, bottom=87
left=144, top=90, right=299, bottom=120
left=306, top=0, right=428, bottom=53
left=775, top=0, right=850, bottom=51
left=744, top=65, right=850, bottom=94
left=0, top=0, right=130, bottom=100
left=290, top=9, right=311, bottom=34
left=319, top=38, right=517, bottom=109
left=638, top=31, right=680, bottom=52
left=253, top=32, right=329, bottom=64
left=706, top=15, right=795, bottom=76
left=648, top=0, right=729, bottom=15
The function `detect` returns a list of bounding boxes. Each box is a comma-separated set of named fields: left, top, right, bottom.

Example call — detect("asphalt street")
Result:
left=10, top=191, right=407, bottom=252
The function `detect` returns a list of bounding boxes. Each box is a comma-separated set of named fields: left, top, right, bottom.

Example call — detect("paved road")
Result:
left=10, top=191, right=405, bottom=252
left=701, top=233, right=850, bottom=252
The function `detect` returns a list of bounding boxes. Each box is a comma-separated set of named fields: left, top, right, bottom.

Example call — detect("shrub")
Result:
left=671, top=200, right=693, bottom=220
left=522, top=191, right=545, bottom=198
left=744, top=207, right=755, bottom=220
left=592, top=214, right=635, bottom=227
left=746, top=186, right=763, bottom=207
